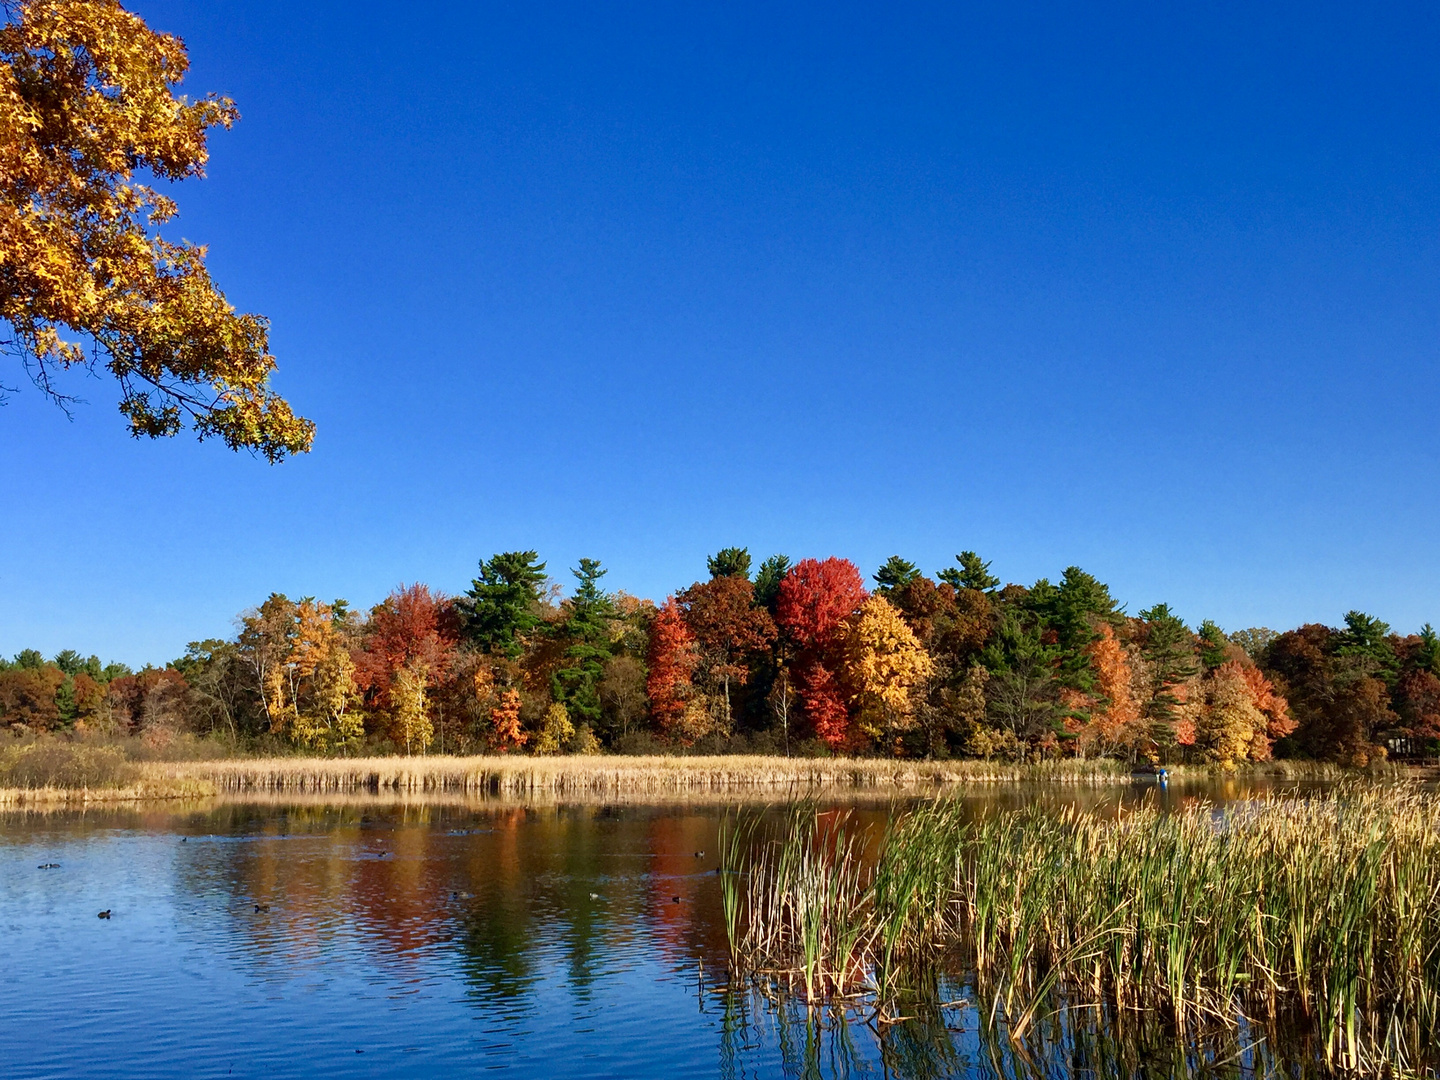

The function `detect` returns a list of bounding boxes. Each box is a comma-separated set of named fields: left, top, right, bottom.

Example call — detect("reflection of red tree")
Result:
left=349, top=817, right=450, bottom=957
left=221, top=804, right=744, bottom=988
left=644, top=814, right=727, bottom=963
left=469, top=807, right=526, bottom=893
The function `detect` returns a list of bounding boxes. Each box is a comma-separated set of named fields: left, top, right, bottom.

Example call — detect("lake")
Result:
left=0, top=780, right=1339, bottom=1078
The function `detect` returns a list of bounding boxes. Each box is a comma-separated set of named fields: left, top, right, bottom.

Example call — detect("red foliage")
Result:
left=646, top=597, right=699, bottom=736
left=775, top=558, right=868, bottom=650
left=773, top=558, right=869, bottom=747
left=353, top=584, right=459, bottom=705
left=797, top=658, right=851, bottom=748
left=0, top=666, right=65, bottom=730
left=677, top=576, right=776, bottom=690
left=71, top=672, right=105, bottom=720
left=1398, top=669, right=1440, bottom=740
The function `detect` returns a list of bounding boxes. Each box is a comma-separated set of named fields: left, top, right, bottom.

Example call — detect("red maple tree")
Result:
left=775, top=557, right=868, bottom=650
left=353, top=583, right=459, bottom=707
left=646, top=597, right=699, bottom=737
left=676, top=576, right=776, bottom=726
left=774, top=558, right=868, bottom=747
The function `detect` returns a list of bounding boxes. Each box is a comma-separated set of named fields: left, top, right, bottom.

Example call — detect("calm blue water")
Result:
left=0, top=792, right=1317, bottom=1079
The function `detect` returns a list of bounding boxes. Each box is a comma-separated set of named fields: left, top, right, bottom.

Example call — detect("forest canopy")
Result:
left=5, top=549, right=1435, bottom=766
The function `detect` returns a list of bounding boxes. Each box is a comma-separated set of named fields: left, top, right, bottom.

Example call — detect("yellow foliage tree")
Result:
left=287, top=599, right=361, bottom=751
left=1197, top=661, right=1267, bottom=768
left=0, top=0, right=311, bottom=458
left=671, top=697, right=728, bottom=746
left=533, top=702, right=574, bottom=755
left=842, top=595, right=934, bottom=746
left=237, top=596, right=361, bottom=751
left=389, top=661, right=433, bottom=755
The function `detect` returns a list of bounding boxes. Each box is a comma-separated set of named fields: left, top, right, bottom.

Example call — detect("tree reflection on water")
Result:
left=15, top=791, right=1349, bottom=1078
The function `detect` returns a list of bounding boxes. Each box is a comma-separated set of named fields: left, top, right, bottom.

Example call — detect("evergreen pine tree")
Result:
left=873, top=556, right=921, bottom=595
left=706, top=547, right=752, bottom=580
left=752, top=555, right=791, bottom=612
left=461, top=551, right=547, bottom=658
left=551, top=559, right=616, bottom=723
left=938, top=551, right=1000, bottom=593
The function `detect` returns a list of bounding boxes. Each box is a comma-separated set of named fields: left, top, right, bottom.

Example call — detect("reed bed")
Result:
left=0, top=740, right=217, bottom=804
left=722, top=788, right=1440, bottom=1075
left=154, top=754, right=1137, bottom=795
left=0, top=777, right=216, bottom=806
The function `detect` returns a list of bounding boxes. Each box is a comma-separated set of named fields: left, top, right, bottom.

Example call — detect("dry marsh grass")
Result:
left=0, top=749, right=1366, bottom=804
left=158, top=754, right=1135, bottom=795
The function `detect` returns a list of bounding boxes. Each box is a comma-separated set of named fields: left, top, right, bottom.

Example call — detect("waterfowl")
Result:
left=693, top=851, right=705, bottom=858
left=97, top=910, right=111, bottom=919
left=254, top=903, right=270, bottom=913
left=37, top=863, right=59, bottom=870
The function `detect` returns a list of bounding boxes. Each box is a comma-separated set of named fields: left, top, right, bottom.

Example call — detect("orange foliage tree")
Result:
left=1078, top=624, right=1143, bottom=758
left=1194, top=660, right=1293, bottom=766
left=646, top=598, right=700, bottom=742
left=488, top=688, right=527, bottom=752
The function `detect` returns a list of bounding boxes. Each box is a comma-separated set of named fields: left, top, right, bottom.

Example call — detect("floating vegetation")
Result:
left=721, top=788, right=1440, bottom=1076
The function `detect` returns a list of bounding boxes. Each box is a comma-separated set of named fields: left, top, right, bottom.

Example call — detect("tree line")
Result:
left=4, top=549, right=1436, bottom=764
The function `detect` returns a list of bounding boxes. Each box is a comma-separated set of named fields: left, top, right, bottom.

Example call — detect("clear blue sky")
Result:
left=4, top=0, right=1439, bottom=667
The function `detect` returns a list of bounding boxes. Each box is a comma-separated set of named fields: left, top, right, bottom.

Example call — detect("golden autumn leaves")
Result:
left=844, top=595, right=934, bottom=744
left=0, top=0, right=311, bottom=458
left=238, top=596, right=361, bottom=751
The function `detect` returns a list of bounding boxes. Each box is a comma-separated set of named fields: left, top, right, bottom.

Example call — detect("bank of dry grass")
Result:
left=0, top=736, right=220, bottom=804
left=0, top=738, right=1372, bottom=804
left=161, top=754, right=1138, bottom=796
left=0, top=776, right=218, bottom=806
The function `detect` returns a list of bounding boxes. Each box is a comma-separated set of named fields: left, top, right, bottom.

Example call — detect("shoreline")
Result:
left=0, top=754, right=1377, bottom=806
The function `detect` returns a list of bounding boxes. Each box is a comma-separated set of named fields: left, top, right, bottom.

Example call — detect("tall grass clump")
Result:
left=723, top=788, right=1440, bottom=1075
left=0, top=739, right=138, bottom=789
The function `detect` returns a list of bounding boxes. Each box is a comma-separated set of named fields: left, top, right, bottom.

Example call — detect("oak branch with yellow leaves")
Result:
left=0, top=0, right=312, bottom=460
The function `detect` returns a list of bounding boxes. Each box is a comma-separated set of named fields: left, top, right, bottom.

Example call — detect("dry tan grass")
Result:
left=0, top=775, right=216, bottom=806
left=0, top=753, right=1364, bottom=806
left=156, top=754, right=1134, bottom=796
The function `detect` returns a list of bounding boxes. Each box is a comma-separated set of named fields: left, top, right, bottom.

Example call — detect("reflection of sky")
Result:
left=0, top=792, right=1330, bottom=1078
left=0, top=805, right=748, bottom=1078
